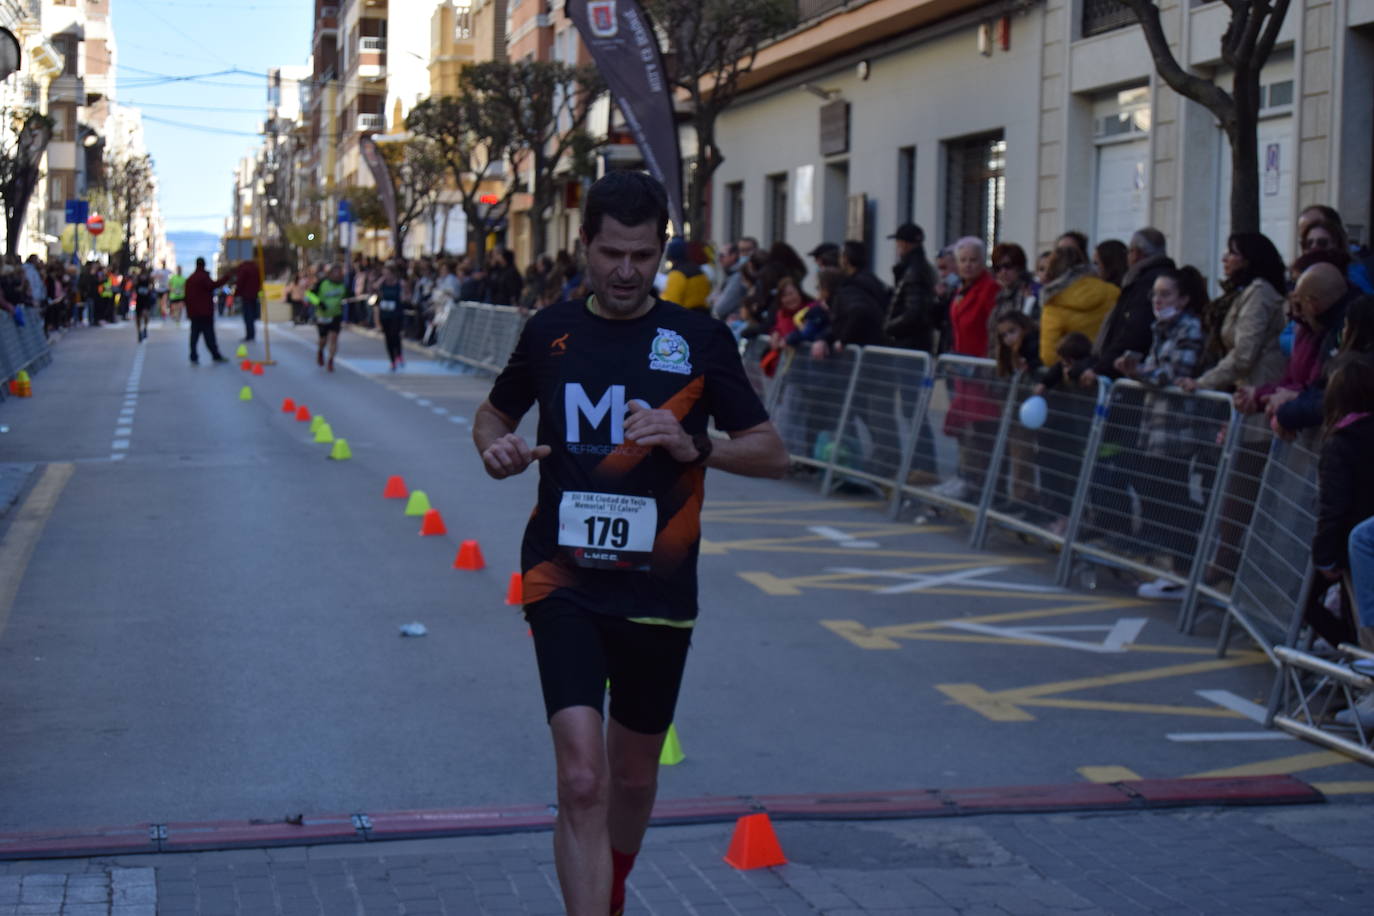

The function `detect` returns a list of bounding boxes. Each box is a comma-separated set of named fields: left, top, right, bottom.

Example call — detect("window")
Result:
left=765, top=173, right=788, bottom=247
left=944, top=132, right=1005, bottom=246
left=725, top=181, right=744, bottom=243
left=897, top=146, right=916, bottom=226
left=55, top=34, right=79, bottom=76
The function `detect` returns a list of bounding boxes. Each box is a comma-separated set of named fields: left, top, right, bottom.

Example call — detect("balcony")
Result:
left=1082, top=0, right=1137, bottom=38
left=357, top=113, right=384, bottom=132
left=360, top=36, right=386, bottom=52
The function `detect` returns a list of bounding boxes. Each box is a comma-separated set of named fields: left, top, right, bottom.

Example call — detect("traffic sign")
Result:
left=86, top=213, right=105, bottom=236
left=337, top=199, right=354, bottom=224
left=65, top=199, right=89, bottom=225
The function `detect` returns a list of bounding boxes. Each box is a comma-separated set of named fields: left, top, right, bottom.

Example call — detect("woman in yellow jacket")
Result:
left=1038, top=245, right=1120, bottom=367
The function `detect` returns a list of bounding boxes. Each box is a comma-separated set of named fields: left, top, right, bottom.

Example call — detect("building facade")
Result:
left=710, top=0, right=1374, bottom=286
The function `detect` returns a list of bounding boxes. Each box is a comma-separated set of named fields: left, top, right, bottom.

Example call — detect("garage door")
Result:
left=1094, top=138, right=1150, bottom=246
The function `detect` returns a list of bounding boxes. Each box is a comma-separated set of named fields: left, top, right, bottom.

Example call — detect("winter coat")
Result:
left=1314, top=414, right=1374, bottom=570
left=827, top=271, right=888, bottom=346
left=884, top=247, right=938, bottom=352
left=1094, top=254, right=1175, bottom=377
left=947, top=270, right=999, bottom=358
left=1137, top=310, right=1206, bottom=455
left=1038, top=268, right=1119, bottom=366
left=1194, top=278, right=1287, bottom=392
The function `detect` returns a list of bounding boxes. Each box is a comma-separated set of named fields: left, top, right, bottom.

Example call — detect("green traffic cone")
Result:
left=404, top=490, right=431, bottom=516
left=235, top=344, right=247, bottom=358
left=659, top=723, right=684, bottom=766
left=239, top=385, right=252, bottom=401
left=328, top=438, right=352, bottom=460
left=314, top=422, right=335, bottom=444
left=310, top=414, right=326, bottom=433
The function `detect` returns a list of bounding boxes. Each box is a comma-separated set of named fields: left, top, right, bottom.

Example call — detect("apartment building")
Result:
left=0, top=1, right=62, bottom=257
left=709, top=0, right=1374, bottom=286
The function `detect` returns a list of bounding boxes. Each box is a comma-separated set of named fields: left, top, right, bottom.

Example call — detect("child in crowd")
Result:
left=993, top=312, right=1042, bottom=509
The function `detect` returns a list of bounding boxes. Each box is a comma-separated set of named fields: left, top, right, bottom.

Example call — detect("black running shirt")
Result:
left=488, top=297, right=769, bottom=621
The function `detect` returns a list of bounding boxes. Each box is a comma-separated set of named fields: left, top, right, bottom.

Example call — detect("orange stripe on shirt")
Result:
left=595, top=376, right=706, bottom=478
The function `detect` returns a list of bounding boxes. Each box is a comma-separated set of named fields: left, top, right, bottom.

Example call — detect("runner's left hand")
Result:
left=624, top=401, right=697, bottom=463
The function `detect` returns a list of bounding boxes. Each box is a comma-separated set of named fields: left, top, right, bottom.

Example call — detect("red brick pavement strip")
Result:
left=0, top=775, right=1324, bottom=861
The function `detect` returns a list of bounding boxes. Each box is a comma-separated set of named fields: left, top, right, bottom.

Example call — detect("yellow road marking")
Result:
left=1078, top=766, right=1142, bottom=783
left=1004, top=656, right=1268, bottom=701
left=0, top=463, right=75, bottom=641
left=936, top=684, right=1036, bottom=721
left=1188, top=750, right=1358, bottom=778
left=1310, top=781, right=1374, bottom=795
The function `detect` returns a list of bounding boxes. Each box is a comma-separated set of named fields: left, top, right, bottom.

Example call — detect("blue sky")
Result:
left=108, top=0, right=313, bottom=238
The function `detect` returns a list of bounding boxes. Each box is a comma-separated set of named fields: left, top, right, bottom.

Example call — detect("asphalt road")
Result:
left=1, top=318, right=1368, bottom=834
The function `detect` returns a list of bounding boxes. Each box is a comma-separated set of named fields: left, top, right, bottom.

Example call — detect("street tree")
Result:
left=100, top=150, right=155, bottom=272
left=407, top=93, right=515, bottom=266
left=645, top=0, right=796, bottom=240
left=0, top=107, right=53, bottom=257
left=466, top=59, right=603, bottom=258
left=378, top=136, right=447, bottom=256
left=1117, top=0, right=1290, bottom=234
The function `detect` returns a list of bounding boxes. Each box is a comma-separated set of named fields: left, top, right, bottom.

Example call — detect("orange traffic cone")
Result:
left=251, top=363, right=264, bottom=376
left=295, top=405, right=311, bottom=422
left=420, top=509, right=447, bottom=536
left=723, top=814, right=787, bottom=870
left=504, top=572, right=522, bottom=604
left=453, top=539, right=485, bottom=570
left=383, top=475, right=408, bottom=499
left=281, top=397, right=296, bottom=413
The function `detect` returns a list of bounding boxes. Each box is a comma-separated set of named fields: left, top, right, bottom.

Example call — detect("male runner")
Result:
left=473, top=171, right=788, bottom=916
left=306, top=263, right=347, bottom=371
left=152, top=259, right=171, bottom=317
left=167, top=265, right=187, bottom=325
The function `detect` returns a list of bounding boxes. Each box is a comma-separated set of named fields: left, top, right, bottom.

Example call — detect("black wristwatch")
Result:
left=689, top=432, right=713, bottom=467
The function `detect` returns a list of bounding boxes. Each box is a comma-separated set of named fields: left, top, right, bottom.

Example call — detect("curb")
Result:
left=0, top=775, right=1322, bottom=861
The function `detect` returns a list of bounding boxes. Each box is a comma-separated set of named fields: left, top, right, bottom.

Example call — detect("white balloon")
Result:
left=1019, top=395, right=1048, bottom=430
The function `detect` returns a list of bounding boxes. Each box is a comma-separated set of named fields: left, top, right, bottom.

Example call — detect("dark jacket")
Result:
left=828, top=270, right=887, bottom=346
left=1313, top=414, right=1374, bottom=569
left=185, top=268, right=216, bottom=319
left=484, top=264, right=523, bottom=306
left=884, top=247, right=937, bottom=351
left=1093, top=254, right=1175, bottom=377
left=1273, top=291, right=1354, bottom=432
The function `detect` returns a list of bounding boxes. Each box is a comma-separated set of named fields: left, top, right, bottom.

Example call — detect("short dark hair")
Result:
left=582, top=170, right=669, bottom=244
left=1057, top=230, right=1089, bottom=254
left=195, top=257, right=205, bottom=269
left=1056, top=331, right=1093, bottom=363
left=841, top=239, right=868, bottom=271
left=990, top=242, right=1027, bottom=273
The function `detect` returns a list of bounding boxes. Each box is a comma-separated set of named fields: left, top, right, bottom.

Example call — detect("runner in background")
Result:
left=153, top=260, right=171, bottom=318
left=307, top=263, right=347, bottom=372
left=167, top=265, right=187, bottom=326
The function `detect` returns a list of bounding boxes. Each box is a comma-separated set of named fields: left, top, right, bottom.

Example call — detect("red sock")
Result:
left=610, top=847, right=637, bottom=915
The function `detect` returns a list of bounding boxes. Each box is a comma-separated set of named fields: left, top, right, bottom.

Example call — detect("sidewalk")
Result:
left=2, top=782, right=1371, bottom=915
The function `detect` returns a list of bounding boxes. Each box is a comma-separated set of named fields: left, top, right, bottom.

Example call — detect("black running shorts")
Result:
left=525, top=598, right=692, bottom=735
left=316, top=318, right=342, bottom=339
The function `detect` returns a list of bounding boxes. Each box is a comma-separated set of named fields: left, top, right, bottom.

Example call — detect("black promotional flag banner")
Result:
left=359, top=134, right=401, bottom=251
left=567, top=0, right=684, bottom=234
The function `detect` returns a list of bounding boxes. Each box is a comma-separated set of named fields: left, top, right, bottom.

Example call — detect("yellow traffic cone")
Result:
left=314, top=422, right=335, bottom=443
left=309, top=414, right=326, bottom=433
left=403, top=490, right=431, bottom=516
left=239, top=385, right=253, bottom=401
left=659, top=723, right=684, bottom=766
left=329, top=438, right=352, bottom=460
left=235, top=344, right=247, bottom=358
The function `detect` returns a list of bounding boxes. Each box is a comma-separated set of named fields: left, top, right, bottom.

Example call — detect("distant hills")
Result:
left=166, top=231, right=220, bottom=270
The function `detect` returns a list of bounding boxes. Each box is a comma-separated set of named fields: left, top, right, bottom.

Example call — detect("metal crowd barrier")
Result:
left=432, top=301, right=527, bottom=374
left=0, top=307, right=52, bottom=401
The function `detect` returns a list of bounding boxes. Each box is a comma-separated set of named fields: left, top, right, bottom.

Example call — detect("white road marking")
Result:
left=432, top=406, right=448, bottom=415
left=416, top=398, right=432, bottom=407
left=807, top=525, right=879, bottom=549
left=448, top=416, right=468, bottom=424
left=401, top=392, right=418, bottom=399
left=115, top=427, right=132, bottom=437
left=1196, top=689, right=1270, bottom=723
left=1166, top=731, right=1293, bottom=742
left=942, top=618, right=1148, bottom=654
left=112, top=440, right=130, bottom=450
left=828, top=565, right=1065, bottom=595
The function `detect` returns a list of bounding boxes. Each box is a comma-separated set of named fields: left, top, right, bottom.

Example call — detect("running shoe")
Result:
left=1136, top=577, right=1185, bottom=600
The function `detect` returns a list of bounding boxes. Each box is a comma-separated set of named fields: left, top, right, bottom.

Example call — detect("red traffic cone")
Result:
left=420, top=509, right=447, bottom=537
left=295, top=405, right=311, bottom=422
left=504, top=572, right=522, bottom=604
left=453, top=539, right=485, bottom=570
left=382, top=475, right=408, bottom=499
left=240, top=359, right=252, bottom=371
left=723, top=814, right=787, bottom=870
left=251, top=363, right=264, bottom=376
left=281, top=397, right=296, bottom=413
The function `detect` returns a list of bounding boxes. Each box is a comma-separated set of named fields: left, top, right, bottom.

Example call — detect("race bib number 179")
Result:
left=557, top=490, right=657, bottom=571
